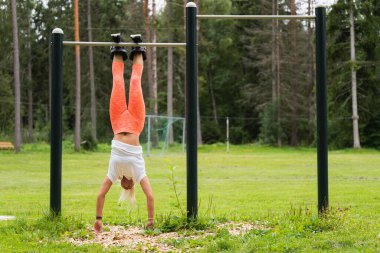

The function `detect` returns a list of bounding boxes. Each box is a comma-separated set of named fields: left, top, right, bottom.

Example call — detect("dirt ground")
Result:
left=67, top=222, right=270, bottom=252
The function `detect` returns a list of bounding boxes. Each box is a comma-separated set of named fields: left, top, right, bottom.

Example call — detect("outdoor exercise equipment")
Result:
left=50, top=2, right=328, bottom=218
left=196, top=4, right=328, bottom=214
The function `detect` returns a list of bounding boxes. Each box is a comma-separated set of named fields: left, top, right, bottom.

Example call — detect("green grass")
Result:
left=0, top=143, right=379, bottom=252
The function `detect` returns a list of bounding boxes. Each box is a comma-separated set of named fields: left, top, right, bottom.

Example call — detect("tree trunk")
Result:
left=207, top=68, right=218, bottom=125
left=197, top=99, right=202, bottom=145
left=167, top=0, right=174, bottom=144
left=144, top=0, right=158, bottom=148
left=273, top=0, right=283, bottom=146
left=144, top=0, right=153, bottom=111
left=87, top=0, right=97, bottom=142
left=196, top=0, right=202, bottom=145
left=11, top=0, right=22, bottom=152
left=275, top=1, right=282, bottom=147
left=271, top=0, right=277, bottom=103
left=350, top=6, right=361, bottom=148
left=28, top=69, right=33, bottom=143
left=290, top=0, right=297, bottom=146
left=307, top=0, right=315, bottom=144
left=152, top=0, right=157, bottom=117
left=74, top=0, right=81, bottom=151
left=183, top=0, right=186, bottom=33
left=152, top=0, right=159, bottom=147
left=27, top=10, right=33, bottom=143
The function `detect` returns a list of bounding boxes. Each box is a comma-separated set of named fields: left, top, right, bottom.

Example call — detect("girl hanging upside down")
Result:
left=94, top=33, right=154, bottom=233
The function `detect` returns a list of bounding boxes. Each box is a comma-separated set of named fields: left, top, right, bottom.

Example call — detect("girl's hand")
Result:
left=94, top=219, right=102, bottom=233
left=145, top=219, right=154, bottom=230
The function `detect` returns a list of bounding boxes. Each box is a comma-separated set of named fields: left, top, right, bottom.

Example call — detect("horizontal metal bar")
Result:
left=146, top=114, right=184, bottom=120
left=197, top=15, right=315, bottom=20
left=63, top=41, right=186, bottom=47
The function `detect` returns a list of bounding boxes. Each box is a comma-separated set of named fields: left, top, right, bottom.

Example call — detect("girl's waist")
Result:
left=111, top=140, right=143, bottom=155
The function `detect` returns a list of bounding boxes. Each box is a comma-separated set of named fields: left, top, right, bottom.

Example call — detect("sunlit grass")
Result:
left=0, top=143, right=379, bottom=252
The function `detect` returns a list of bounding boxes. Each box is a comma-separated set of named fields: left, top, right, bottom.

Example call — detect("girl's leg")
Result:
left=109, top=55, right=128, bottom=132
left=127, top=53, right=145, bottom=133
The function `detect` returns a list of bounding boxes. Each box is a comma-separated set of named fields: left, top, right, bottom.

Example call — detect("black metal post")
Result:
left=315, top=7, right=328, bottom=212
left=186, top=2, right=198, bottom=219
left=50, top=28, right=64, bottom=215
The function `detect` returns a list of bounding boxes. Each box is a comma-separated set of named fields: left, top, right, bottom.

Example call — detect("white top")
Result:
left=107, top=140, right=146, bottom=184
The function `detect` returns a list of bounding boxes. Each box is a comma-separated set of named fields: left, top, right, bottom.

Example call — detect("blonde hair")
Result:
left=119, top=187, right=136, bottom=206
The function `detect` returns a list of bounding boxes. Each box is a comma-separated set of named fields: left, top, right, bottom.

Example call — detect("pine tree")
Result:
left=11, top=0, right=22, bottom=152
left=74, top=0, right=81, bottom=151
left=87, top=0, right=97, bottom=143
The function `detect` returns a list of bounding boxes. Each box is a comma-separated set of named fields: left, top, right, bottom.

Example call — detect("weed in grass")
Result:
left=167, top=237, right=187, bottom=247
left=155, top=210, right=217, bottom=233
left=244, top=227, right=271, bottom=237
left=1, top=211, right=89, bottom=244
left=140, top=227, right=161, bottom=236
left=169, top=165, right=185, bottom=216
left=270, top=205, right=348, bottom=238
left=198, top=194, right=216, bottom=219
left=107, top=210, right=139, bottom=227
left=205, top=229, right=237, bottom=252
left=155, top=166, right=217, bottom=233
left=216, top=238, right=234, bottom=251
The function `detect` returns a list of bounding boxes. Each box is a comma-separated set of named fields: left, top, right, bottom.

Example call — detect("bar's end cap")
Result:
left=52, top=28, right=64, bottom=34
left=186, top=2, right=197, bottom=8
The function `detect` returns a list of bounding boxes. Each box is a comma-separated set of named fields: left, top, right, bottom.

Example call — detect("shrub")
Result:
left=81, top=123, right=98, bottom=150
left=202, top=120, right=223, bottom=144
left=229, top=126, right=250, bottom=144
left=259, top=102, right=284, bottom=145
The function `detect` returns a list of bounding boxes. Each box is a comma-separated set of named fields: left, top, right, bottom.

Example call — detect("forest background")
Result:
left=1, top=0, right=379, bottom=152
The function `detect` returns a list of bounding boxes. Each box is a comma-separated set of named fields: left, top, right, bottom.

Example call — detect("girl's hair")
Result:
left=119, top=187, right=136, bottom=206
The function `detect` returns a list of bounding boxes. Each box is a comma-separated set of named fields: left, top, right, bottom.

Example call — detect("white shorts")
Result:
left=107, top=140, right=146, bottom=184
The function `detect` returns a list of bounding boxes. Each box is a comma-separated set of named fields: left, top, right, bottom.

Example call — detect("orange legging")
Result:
left=110, top=61, right=145, bottom=135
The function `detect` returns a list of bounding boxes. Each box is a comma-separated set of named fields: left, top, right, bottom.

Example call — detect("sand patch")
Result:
left=67, top=222, right=270, bottom=252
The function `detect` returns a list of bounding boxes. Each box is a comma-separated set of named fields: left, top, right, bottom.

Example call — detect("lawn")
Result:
left=0, top=143, right=379, bottom=252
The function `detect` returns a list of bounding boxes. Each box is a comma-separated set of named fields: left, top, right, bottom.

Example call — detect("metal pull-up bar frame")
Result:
left=197, top=14, right=316, bottom=20
left=50, top=2, right=328, bottom=218
left=62, top=41, right=186, bottom=47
